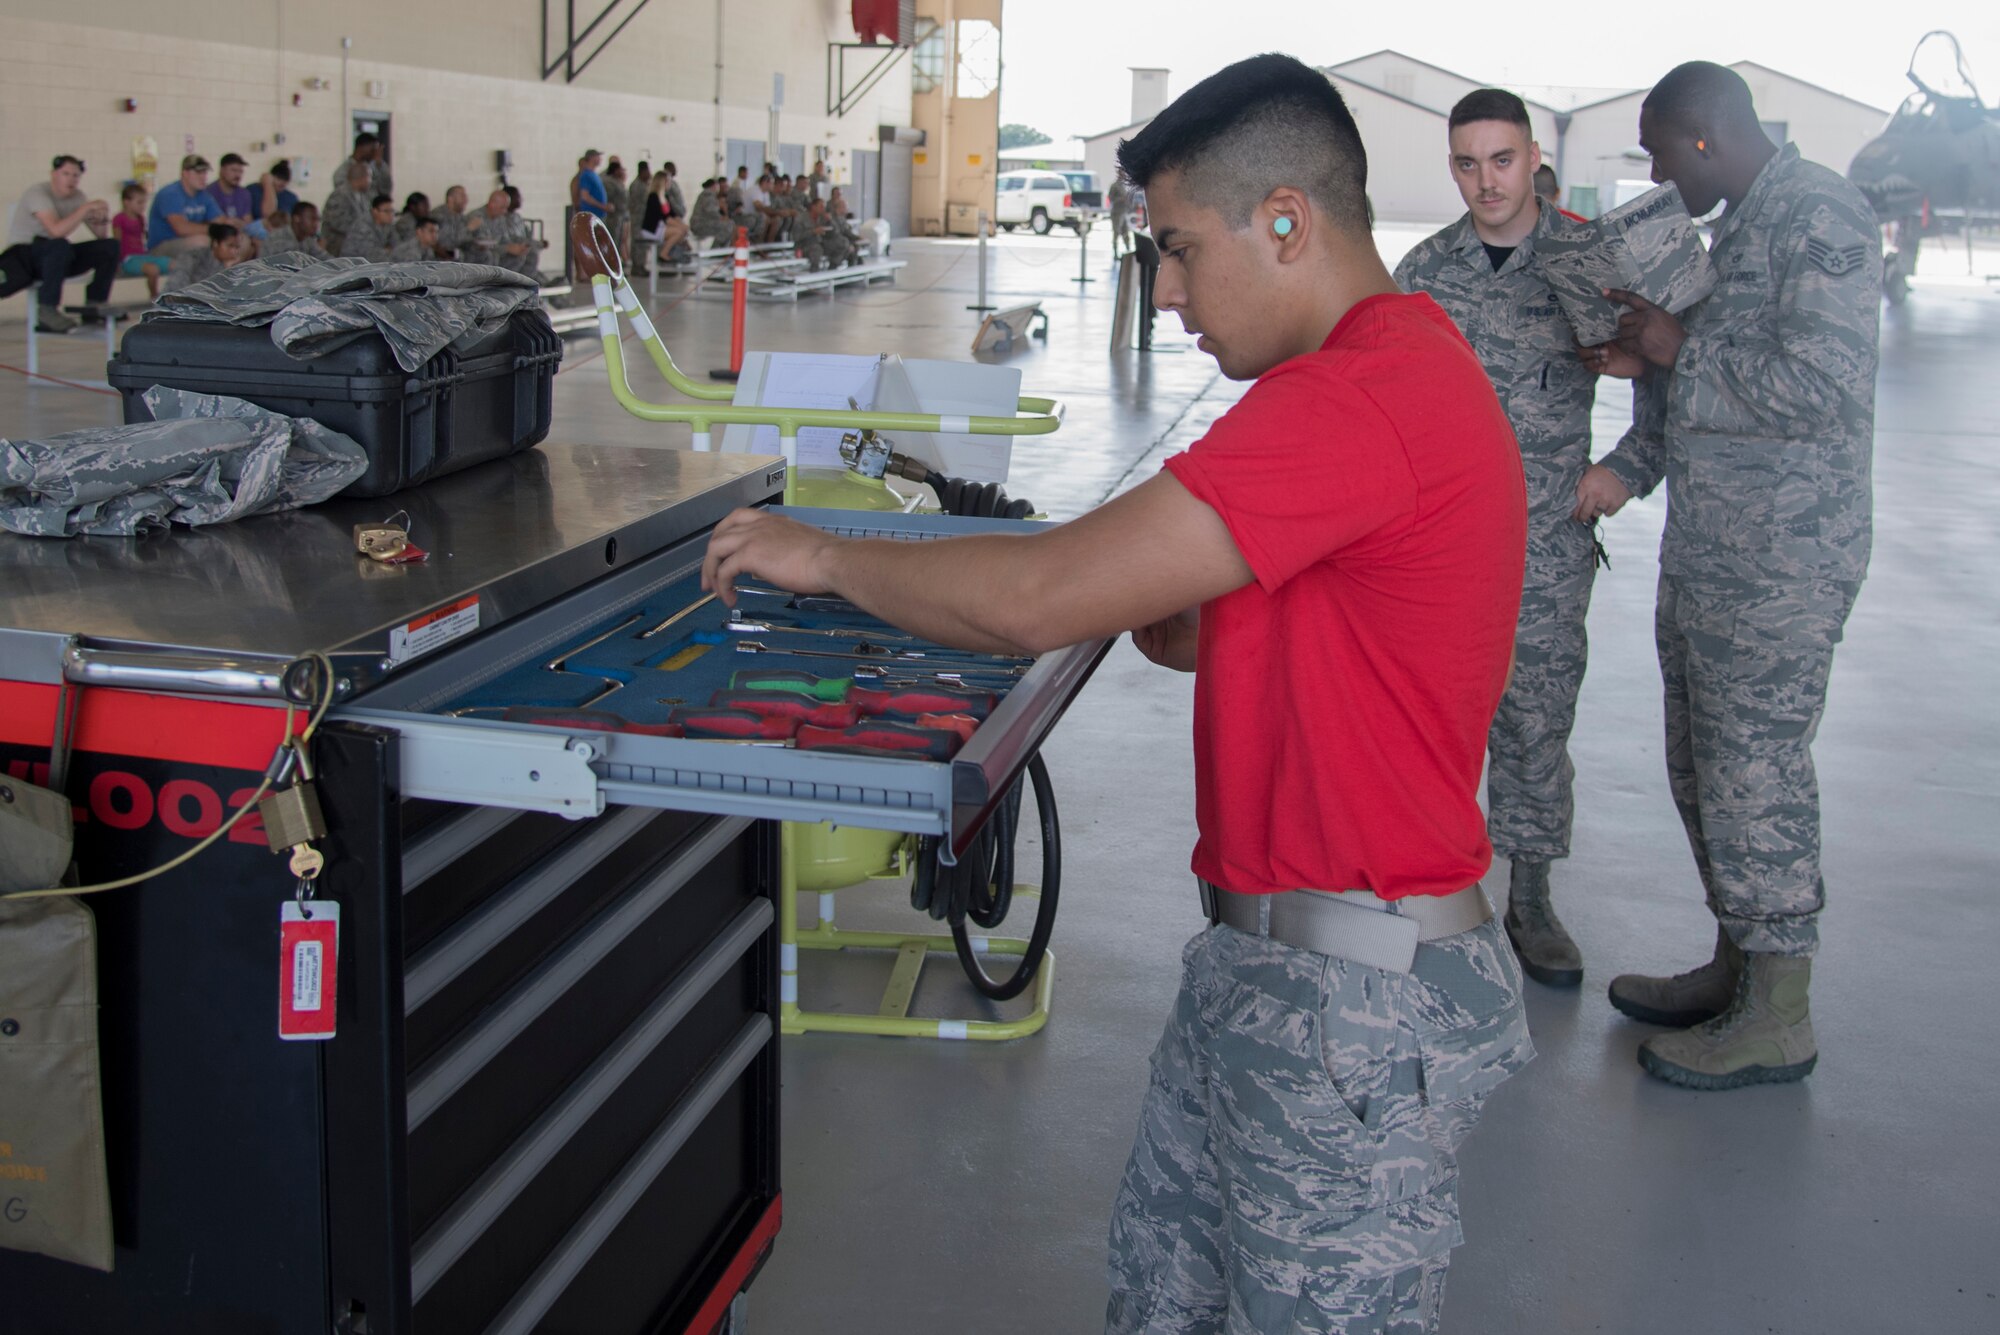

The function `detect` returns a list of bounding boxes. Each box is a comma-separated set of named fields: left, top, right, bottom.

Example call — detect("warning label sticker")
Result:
left=389, top=594, right=480, bottom=665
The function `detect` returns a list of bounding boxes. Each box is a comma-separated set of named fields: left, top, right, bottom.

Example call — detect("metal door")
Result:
left=850, top=149, right=879, bottom=221
left=878, top=142, right=913, bottom=236
left=778, top=143, right=805, bottom=179
left=725, top=138, right=763, bottom=179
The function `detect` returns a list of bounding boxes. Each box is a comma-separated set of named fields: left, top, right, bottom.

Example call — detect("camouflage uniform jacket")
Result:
left=1394, top=199, right=1597, bottom=527
left=320, top=188, right=370, bottom=250
left=664, top=178, right=686, bottom=220
left=433, top=207, right=478, bottom=258
left=261, top=233, right=329, bottom=260
left=390, top=235, right=432, bottom=263
left=690, top=191, right=730, bottom=244
left=339, top=217, right=396, bottom=262
left=163, top=248, right=226, bottom=293
left=337, top=155, right=392, bottom=201
left=1600, top=144, right=1880, bottom=587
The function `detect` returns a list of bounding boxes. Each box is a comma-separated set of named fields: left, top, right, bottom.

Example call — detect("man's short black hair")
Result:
left=354, top=132, right=379, bottom=149
left=1533, top=164, right=1558, bottom=196
left=1116, top=53, right=1370, bottom=234
left=207, top=222, right=239, bottom=243
left=219, top=152, right=246, bottom=168
left=414, top=216, right=439, bottom=232
left=1644, top=61, right=1758, bottom=132
left=371, top=194, right=394, bottom=210
left=270, top=160, right=292, bottom=181
left=1448, top=88, right=1531, bottom=134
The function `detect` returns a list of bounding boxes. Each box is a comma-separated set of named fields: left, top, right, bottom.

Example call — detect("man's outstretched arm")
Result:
left=700, top=472, right=1255, bottom=657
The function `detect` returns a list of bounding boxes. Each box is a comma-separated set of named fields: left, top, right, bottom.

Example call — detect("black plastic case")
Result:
left=109, top=309, right=563, bottom=498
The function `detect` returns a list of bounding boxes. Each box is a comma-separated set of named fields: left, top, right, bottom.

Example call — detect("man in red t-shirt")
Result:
left=702, top=54, right=1531, bottom=1332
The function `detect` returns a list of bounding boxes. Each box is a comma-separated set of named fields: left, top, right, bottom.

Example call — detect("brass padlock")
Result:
left=353, top=523, right=409, bottom=560
left=260, top=780, right=327, bottom=854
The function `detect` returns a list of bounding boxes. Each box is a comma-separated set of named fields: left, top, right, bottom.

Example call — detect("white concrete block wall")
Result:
left=0, top=2, right=911, bottom=237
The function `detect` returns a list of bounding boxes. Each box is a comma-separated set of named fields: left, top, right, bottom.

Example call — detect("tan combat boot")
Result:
left=1608, top=926, right=1742, bottom=1027
left=1502, top=859, right=1582, bottom=987
left=1637, top=953, right=1816, bottom=1090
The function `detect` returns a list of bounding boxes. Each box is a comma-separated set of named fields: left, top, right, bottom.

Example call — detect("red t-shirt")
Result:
left=1162, top=292, right=1526, bottom=899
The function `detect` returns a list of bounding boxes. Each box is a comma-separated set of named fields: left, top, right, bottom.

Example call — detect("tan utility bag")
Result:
left=0, top=687, right=115, bottom=1271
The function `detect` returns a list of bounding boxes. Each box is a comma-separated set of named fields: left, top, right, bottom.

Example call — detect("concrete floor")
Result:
left=4, top=228, right=1997, bottom=1333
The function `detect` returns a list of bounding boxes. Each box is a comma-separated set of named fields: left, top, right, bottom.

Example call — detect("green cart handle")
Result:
left=568, top=214, right=1065, bottom=501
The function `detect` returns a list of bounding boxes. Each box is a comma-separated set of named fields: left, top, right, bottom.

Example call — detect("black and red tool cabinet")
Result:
left=0, top=448, right=787, bottom=1335
left=0, top=442, right=1106, bottom=1333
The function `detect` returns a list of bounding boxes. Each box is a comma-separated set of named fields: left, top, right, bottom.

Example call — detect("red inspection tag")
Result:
left=278, top=900, right=340, bottom=1041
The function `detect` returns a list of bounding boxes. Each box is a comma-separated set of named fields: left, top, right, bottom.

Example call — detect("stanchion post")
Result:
left=966, top=209, right=996, bottom=312
left=710, top=226, right=750, bottom=382
left=1073, top=221, right=1095, bottom=285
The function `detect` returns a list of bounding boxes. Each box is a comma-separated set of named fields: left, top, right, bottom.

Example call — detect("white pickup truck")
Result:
left=994, top=170, right=1100, bottom=235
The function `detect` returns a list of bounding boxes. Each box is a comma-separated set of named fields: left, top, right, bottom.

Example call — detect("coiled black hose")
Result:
left=908, top=753, right=1060, bottom=1001
left=885, top=456, right=1036, bottom=521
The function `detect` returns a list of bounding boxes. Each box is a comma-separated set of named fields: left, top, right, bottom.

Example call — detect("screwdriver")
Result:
left=796, top=722, right=961, bottom=761
left=851, top=683, right=998, bottom=719
left=728, top=669, right=853, bottom=702
left=666, top=707, right=801, bottom=740
left=708, top=690, right=863, bottom=727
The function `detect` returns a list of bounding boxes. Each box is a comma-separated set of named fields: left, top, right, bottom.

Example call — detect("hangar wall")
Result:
left=0, top=0, right=911, bottom=234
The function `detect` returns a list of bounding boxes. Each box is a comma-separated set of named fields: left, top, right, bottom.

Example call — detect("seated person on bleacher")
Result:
left=433, top=185, right=482, bottom=260
left=393, top=215, right=440, bottom=262
left=163, top=222, right=243, bottom=293
left=113, top=183, right=167, bottom=300
left=9, top=153, right=119, bottom=331
left=320, top=162, right=373, bottom=258
left=462, top=188, right=545, bottom=280
left=795, top=197, right=849, bottom=272
left=261, top=203, right=329, bottom=260
left=147, top=154, right=220, bottom=262
left=393, top=192, right=431, bottom=245
left=641, top=175, right=691, bottom=265
left=339, top=195, right=398, bottom=261
left=502, top=186, right=549, bottom=280
left=265, top=160, right=300, bottom=217
left=204, top=154, right=263, bottom=250
left=690, top=178, right=734, bottom=249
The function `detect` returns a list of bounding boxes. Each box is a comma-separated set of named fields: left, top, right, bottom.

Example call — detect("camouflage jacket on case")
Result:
left=1395, top=200, right=1598, bottom=525
left=1601, top=145, right=1880, bottom=587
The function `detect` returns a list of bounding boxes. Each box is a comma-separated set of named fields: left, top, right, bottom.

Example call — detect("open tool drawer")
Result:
left=341, top=507, right=1111, bottom=859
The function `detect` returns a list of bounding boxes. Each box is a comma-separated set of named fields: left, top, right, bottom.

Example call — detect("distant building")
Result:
left=1080, top=53, right=1888, bottom=224
left=998, top=137, right=1086, bottom=172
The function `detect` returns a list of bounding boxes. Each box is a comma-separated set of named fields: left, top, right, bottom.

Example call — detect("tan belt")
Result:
left=1201, top=881, right=1493, bottom=975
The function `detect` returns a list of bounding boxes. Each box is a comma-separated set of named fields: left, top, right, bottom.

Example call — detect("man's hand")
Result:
left=1577, top=340, right=1648, bottom=380
left=1572, top=464, right=1633, bottom=523
left=701, top=509, right=841, bottom=608
left=1605, top=288, right=1686, bottom=368
left=1132, top=607, right=1199, bottom=673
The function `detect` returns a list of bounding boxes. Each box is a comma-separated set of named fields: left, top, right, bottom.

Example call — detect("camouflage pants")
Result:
left=1107, top=913, right=1532, bottom=1334
left=1656, top=575, right=1859, bottom=957
left=1487, top=516, right=1597, bottom=862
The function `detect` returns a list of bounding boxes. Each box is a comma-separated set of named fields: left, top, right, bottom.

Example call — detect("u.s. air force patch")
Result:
left=1805, top=238, right=1870, bottom=277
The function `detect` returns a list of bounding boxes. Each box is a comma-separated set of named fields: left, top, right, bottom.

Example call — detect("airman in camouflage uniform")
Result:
left=690, top=181, right=734, bottom=249
left=339, top=198, right=397, bottom=262
left=1577, top=63, right=1879, bottom=1089
left=320, top=164, right=373, bottom=259
left=1395, top=90, right=1601, bottom=990
left=1107, top=915, right=1531, bottom=1334
left=794, top=199, right=850, bottom=271
left=433, top=187, right=481, bottom=260
left=260, top=204, right=329, bottom=261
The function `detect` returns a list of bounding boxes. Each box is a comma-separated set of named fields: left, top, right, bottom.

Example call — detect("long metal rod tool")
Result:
left=638, top=594, right=718, bottom=640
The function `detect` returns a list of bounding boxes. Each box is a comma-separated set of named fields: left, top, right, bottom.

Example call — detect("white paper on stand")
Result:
left=718, top=352, right=886, bottom=468
left=870, top=358, right=1022, bottom=483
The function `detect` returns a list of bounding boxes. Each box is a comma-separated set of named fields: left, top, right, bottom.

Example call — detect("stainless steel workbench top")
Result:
left=0, top=444, right=785, bottom=686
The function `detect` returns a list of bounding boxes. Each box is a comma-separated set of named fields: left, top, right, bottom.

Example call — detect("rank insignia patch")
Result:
left=1805, top=239, right=1870, bottom=277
